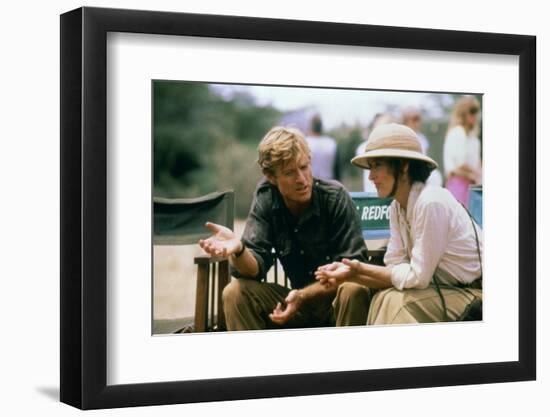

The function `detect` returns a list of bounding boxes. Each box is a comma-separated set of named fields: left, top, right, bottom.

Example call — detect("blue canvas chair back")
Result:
left=350, top=192, right=392, bottom=241
left=468, top=185, right=483, bottom=228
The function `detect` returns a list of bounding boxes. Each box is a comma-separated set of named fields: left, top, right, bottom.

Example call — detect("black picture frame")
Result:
left=60, top=6, right=536, bottom=410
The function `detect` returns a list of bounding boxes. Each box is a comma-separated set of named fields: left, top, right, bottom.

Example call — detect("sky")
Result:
left=211, top=83, right=452, bottom=131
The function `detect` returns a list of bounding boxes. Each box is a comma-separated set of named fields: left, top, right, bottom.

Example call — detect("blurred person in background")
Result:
left=315, top=123, right=483, bottom=324
left=443, top=96, right=482, bottom=205
left=199, top=126, right=369, bottom=330
left=402, top=106, right=429, bottom=154
left=401, top=107, right=443, bottom=187
left=356, top=113, right=394, bottom=193
left=305, top=114, right=340, bottom=181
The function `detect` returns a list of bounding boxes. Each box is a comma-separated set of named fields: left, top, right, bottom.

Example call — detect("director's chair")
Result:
left=153, top=190, right=234, bottom=333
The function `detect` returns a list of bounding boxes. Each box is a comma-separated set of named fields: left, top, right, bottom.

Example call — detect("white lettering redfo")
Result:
left=361, top=205, right=390, bottom=221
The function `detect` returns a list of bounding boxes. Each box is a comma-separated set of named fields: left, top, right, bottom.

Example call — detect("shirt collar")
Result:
left=271, top=185, right=282, bottom=210
left=302, top=180, right=321, bottom=220
left=270, top=180, right=321, bottom=221
left=396, top=181, right=425, bottom=223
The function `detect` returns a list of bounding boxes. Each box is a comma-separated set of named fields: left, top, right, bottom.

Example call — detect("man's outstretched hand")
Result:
left=198, top=222, right=242, bottom=258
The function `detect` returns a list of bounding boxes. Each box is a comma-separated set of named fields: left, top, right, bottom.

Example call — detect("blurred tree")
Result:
left=153, top=81, right=281, bottom=217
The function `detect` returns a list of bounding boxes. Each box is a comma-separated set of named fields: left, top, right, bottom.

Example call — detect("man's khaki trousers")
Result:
left=222, top=279, right=371, bottom=330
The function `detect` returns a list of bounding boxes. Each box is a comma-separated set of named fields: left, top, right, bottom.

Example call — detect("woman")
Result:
left=315, top=123, right=482, bottom=324
left=443, top=96, right=482, bottom=206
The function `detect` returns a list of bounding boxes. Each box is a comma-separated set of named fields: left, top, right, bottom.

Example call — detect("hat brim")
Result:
left=351, top=149, right=438, bottom=170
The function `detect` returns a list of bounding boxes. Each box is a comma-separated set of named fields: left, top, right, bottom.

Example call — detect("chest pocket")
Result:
left=274, top=233, right=292, bottom=258
left=303, top=222, right=331, bottom=261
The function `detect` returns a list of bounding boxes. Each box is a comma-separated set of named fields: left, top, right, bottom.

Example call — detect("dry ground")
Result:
left=153, top=220, right=287, bottom=322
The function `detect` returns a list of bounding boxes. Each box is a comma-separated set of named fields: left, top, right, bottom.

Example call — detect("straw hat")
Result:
left=351, top=123, right=438, bottom=170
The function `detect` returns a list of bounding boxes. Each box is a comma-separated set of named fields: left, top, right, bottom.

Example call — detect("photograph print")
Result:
left=152, top=81, right=483, bottom=335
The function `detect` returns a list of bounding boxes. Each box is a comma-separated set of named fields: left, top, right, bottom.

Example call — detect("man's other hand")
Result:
left=269, top=289, right=303, bottom=326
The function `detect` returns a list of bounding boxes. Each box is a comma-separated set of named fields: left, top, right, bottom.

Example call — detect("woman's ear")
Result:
left=402, top=161, right=410, bottom=175
left=398, top=161, right=411, bottom=185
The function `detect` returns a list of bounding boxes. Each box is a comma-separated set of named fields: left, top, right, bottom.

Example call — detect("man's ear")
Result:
left=266, top=173, right=277, bottom=186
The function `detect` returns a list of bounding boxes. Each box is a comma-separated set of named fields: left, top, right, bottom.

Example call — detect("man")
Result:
left=315, top=123, right=482, bottom=324
left=199, top=126, right=369, bottom=330
left=305, top=114, right=340, bottom=181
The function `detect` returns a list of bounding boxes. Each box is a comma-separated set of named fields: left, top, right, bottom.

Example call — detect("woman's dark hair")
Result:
left=380, top=158, right=433, bottom=184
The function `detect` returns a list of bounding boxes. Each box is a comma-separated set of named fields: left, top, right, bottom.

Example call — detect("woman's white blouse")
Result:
left=384, top=182, right=483, bottom=290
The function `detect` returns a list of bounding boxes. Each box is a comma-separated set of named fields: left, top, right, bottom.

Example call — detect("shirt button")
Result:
left=294, top=228, right=298, bottom=233
left=300, top=250, right=304, bottom=255
left=326, top=256, right=330, bottom=261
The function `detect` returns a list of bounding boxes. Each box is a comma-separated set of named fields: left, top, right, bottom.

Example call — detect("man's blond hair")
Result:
left=257, top=126, right=310, bottom=176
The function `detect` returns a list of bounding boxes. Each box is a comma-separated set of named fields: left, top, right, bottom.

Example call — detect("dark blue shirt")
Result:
left=231, top=178, right=369, bottom=289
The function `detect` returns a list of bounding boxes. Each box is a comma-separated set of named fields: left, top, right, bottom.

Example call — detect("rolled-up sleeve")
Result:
left=230, top=193, right=274, bottom=280
left=390, top=201, right=450, bottom=290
